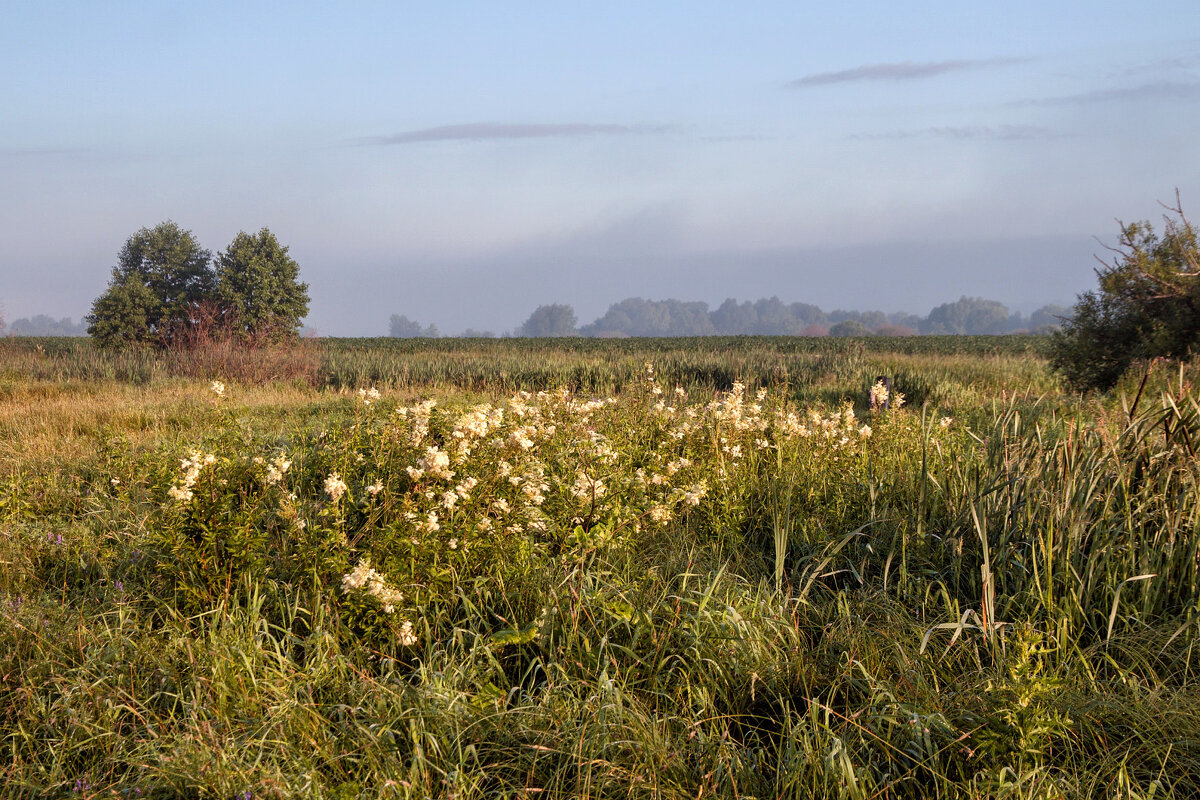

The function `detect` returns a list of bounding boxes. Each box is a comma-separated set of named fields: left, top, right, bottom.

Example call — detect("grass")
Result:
left=1, top=337, right=1198, bottom=798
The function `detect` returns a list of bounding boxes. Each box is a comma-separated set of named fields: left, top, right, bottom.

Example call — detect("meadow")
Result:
left=2, top=336, right=1198, bottom=799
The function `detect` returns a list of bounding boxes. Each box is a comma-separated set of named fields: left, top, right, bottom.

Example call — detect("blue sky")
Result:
left=3, top=2, right=1198, bottom=334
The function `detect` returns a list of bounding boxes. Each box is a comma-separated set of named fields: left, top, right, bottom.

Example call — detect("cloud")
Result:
left=1015, top=80, right=1200, bottom=107
left=788, top=58, right=1024, bottom=88
left=850, top=124, right=1059, bottom=141
left=359, top=122, right=674, bottom=145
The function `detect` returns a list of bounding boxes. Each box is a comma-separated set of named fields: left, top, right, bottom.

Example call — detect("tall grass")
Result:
left=2, top=340, right=1198, bottom=797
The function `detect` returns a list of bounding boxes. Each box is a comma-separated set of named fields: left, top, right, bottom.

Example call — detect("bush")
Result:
left=1050, top=197, right=1200, bottom=391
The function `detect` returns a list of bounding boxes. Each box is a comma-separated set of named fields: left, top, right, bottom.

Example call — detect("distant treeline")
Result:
left=2, top=315, right=88, bottom=336
left=391, top=296, right=1070, bottom=339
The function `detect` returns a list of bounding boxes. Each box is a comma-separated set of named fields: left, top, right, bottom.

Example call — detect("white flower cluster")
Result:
left=210, top=380, right=226, bottom=399
left=570, top=471, right=606, bottom=504
left=869, top=380, right=906, bottom=411
left=394, top=399, right=437, bottom=447
left=168, top=451, right=216, bottom=503
left=418, top=446, right=454, bottom=481
left=324, top=472, right=348, bottom=502
left=265, top=453, right=292, bottom=485
left=342, top=557, right=405, bottom=613
left=356, top=387, right=382, bottom=405
left=782, top=405, right=874, bottom=449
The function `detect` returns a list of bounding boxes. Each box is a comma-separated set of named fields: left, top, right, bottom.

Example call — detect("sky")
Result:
left=2, top=1, right=1199, bottom=335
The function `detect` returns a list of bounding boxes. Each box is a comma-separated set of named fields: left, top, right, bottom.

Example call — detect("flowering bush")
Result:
left=148, top=368, right=938, bottom=651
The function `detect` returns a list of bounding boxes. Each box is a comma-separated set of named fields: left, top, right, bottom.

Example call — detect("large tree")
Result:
left=215, top=228, right=309, bottom=341
left=87, top=221, right=213, bottom=348
left=518, top=304, right=577, bottom=337
left=1050, top=201, right=1200, bottom=390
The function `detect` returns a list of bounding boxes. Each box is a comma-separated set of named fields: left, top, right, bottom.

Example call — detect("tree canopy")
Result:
left=87, top=222, right=213, bottom=348
left=87, top=222, right=308, bottom=348
left=215, top=228, right=309, bottom=341
left=1050, top=201, right=1200, bottom=390
left=518, top=304, right=578, bottom=337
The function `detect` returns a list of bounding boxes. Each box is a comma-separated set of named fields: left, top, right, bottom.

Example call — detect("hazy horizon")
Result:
left=3, top=3, right=1198, bottom=335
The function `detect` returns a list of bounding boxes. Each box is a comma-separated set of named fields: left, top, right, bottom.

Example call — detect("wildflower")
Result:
left=649, top=505, right=672, bottom=524
left=356, top=387, right=382, bottom=405
left=939, top=416, right=953, bottom=428
left=571, top=472, right=606, bottom=503
left=398, top=620, right=418, bottom=646
left=508, top=427, right=536, bottom=450
left=416, top=511, right=440, bottom=534
left=441, top=490, right=458, bottom=511
left=342, top=557, right=405, bottom=613
left=265, top=453, right=292, bottom=485
left=366, top=480, right=384, bottom=496
left=682, top=483, right=707, bottom=507
left=453, top=405, right=494, bottom=440
left=168, top=450, right=214, bottom=503
left=110, top=477, right=120, bottom=486
left=210, top=380, right=225, bottom=398
left=324, top=473, right=348, bottom=502
left=455, top=476, right=478, bottom=500
left=869, top=380, right=889, bottom=410
left=859, top=425, right=872, bottom=438
left=448, top=538, right=458, bottom=550
left=168, top=485, right=193, bottom=502
left=419, top=446, right=454, bottom=480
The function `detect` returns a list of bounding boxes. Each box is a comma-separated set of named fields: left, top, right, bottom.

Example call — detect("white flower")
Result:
left=366, top=481, right=384, bottom=496
left=356, top=387, right=382, bottom=405
left=210, top=380, right=225, bottom=398
left=869, top=380, right=890, bottom=410
left=939, top=416, right=953, bottom=428
left=398, top=620, right=418, bottom=646
left=167, top=485, right=193, bottom=503
left=448, top=538, right=458, bottom=550
left=342, top=557, right=405, bottom=613
left=416, top=511, right=440, bottom=534
left=682, top=483, right=707, bottom=507
left=419, top=446, right=454, bottom=480
left=168, top=450, right=214, bottom=503
left=570, top=472, right=606, bottom=503
left=324, top=473, right=348, bottom=502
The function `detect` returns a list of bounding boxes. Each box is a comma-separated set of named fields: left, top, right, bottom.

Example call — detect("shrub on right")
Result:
left=1051, top=197, right=1200, bottom=391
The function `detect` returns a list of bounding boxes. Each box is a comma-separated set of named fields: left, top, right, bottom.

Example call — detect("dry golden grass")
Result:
left=0, top=379, right=326, bottom=476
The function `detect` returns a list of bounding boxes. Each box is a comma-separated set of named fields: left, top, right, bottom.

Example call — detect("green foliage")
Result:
left=87, top=222, right=309, bottom=350
left=215, top=228, right=310, bottom=341
left=1051, top=206, right=1200, bottom=390
left=86, top=221, right=213, bottom=348
left=5, top=344, right=1200, bottom=796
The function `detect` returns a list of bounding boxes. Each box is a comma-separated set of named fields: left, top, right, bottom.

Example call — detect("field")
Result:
left=2, top=336, right=1199, bottom=799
